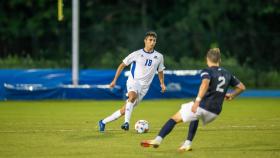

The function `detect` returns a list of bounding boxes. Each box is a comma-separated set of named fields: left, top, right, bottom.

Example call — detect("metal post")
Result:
left=72, top=0, right=79, bottom=86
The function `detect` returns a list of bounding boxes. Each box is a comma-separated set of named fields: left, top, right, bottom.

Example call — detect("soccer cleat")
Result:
left=99, top=120, right=106, bottom=132
left=140, top=139, right=160, bottom=148
left=178, top=141, right=192, bottom=152
left=121, top=122, right=129, bottom=131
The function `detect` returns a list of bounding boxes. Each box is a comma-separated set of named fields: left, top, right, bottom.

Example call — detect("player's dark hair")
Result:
left=207, top=48, right=221, bottom=63
left=145, top=31, right=157, bottom=39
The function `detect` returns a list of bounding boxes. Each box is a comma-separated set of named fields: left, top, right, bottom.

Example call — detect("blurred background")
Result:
left=0, top=0, right=279, bottom=88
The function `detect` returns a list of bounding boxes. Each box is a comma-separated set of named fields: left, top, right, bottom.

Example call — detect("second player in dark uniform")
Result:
left=140, top=48, right=246, bottom=152
left=199, top=66, right=240, bottom=115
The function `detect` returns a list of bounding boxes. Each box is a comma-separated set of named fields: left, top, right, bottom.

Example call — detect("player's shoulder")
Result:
left=205, top=66, right=228, bottom=73
left=201, top=67, right=224, bottom=77
left=218, top=67, right=233, bottom=75
left=200, top=68, right=211, bottom=78
left=153, top=50, right=163, bottom=55
left=210, top=67, right=234, bottom=78
left=201, top=67, right=212, bottom=74
left=153, top=50, right=164, bottom=58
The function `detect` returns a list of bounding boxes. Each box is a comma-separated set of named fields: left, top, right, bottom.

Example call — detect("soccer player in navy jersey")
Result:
left=141, top=48, right=246, bottom=151
left=98, top=31, right=166, bottom=132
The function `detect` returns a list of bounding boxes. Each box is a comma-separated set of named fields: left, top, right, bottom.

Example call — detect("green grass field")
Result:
left=0, top=98, right=280, bottom=158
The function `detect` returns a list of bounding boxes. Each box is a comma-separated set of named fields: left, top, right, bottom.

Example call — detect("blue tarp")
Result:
left=1, top=69, right=279, bottom=100
left=0, top=69, right=201, bottom=100
left=240, top=90, right=280, bottom=97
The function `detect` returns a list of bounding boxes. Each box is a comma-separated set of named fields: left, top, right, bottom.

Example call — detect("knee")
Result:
left=120, top=107, right=125, bottom=115
left=128, top=96, right=137, bottom=103
left=171, top=113, right=182, bottom=123
left=171, top=117, right=180, bottom=123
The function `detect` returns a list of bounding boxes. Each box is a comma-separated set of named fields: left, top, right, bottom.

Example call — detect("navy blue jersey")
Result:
left=199, top=66, right=240, bottom=115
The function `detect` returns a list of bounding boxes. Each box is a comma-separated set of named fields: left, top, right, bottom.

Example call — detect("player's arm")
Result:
left=225, top=82, right=246, bottom=101
left=158, top=71, right=166, bottom=93
left=109, top=62, right=127, bottom=88
left=191, top=78, right=210, bottom=113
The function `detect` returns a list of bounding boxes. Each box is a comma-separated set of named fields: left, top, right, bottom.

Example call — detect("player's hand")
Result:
left=160, top=83, right=166, bottom=93
left=191, top=101, right=199, bottom=113
left=109, top=80, right=116, bottom=88
left=224, top=93, right=233, bottom=101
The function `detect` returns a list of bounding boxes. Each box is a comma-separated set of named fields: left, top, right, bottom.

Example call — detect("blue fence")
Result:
left=0, top=69, right=201, bottom=100
left=0, top=69, right=279, bottom=100
left=240, top=90, right=280, bottom=97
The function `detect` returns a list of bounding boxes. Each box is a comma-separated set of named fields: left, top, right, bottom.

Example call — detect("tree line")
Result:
left=0, top=0, right=279, bottom=88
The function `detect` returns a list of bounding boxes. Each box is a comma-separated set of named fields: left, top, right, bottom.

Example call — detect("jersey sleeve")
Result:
left=157, top=55, right=165, bottom=72
left=229, top=74, right=240, bottom=87
left=123, top=52, right=136, bottom=66
left=200, top=69, right=210, bottom=80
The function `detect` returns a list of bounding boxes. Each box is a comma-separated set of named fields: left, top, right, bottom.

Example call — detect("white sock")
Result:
left=124, top=101, right=134, bottom=123
left=184, top=140, right=192, bottom=146
left=155, top=136, right=163, bottom=144
left=102, top=110, right=122, bottom=124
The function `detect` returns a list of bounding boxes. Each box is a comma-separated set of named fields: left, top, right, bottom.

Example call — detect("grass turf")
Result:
left=0, top=98, right=279, bottom=158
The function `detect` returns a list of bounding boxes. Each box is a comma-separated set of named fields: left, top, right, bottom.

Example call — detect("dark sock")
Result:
left=158, top=119, right=177, bottom=138
left=187, top=120, right=199, bottom=141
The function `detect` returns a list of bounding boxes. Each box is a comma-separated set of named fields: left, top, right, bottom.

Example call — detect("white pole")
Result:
left=72, top=0, right=79, bottom=86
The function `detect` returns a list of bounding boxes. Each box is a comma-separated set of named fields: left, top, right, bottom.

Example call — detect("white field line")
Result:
left=0, top=124, right=278, bottom=133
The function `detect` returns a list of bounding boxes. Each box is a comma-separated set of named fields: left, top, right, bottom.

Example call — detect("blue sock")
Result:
left=158, top=119, right=177, bottom=138
left=187, top=120, right=199, bottom=141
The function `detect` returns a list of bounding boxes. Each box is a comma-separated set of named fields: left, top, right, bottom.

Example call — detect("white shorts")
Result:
left=179, top=101, right=218, bottom=125
left=126, top=79, right=149, bottom=106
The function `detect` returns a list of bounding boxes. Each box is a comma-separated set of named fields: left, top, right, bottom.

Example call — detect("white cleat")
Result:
left=178, top=140, right=192, bottom=152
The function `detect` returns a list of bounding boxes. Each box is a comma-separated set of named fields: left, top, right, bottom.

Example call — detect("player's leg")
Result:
left=121, top=81, right=147, bottom=131
left=187, top=120, right=199, bottom=142
left=178, top=120, right=199, bottom=152
left=178, top=107, right=217, bottom=152
left=121, top=91, right=137, bottom=131
left=140, top=111, right=183, bottom=148
left=98, top=104, right=126, bottom=132
left=141, top=101, right=198, bottom=148
left=99, top=80, right=139, bottom=132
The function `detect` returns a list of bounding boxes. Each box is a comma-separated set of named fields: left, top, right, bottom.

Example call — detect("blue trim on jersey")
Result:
left=131, top=61, right=136, bottom=78
left=142, top=48, right=154, bottom=54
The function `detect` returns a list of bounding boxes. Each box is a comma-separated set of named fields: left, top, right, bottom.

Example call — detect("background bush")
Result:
left=0, top=0, right=279, bottom=88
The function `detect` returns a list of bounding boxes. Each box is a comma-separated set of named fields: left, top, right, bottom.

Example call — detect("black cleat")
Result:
left=98, top=120, right=106, bottom=132
left=121, top=122, right=129, bottom=131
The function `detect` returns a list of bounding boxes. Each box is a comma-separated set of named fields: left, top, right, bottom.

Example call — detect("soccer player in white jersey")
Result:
left=98, top=31, right=166, bottom=132
left=141, top=48, right=246, bottom=151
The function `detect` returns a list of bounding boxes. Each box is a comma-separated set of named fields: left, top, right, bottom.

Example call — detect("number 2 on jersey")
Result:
left=144, top=59, right=152, bottom=66
left=216, top=76, right=225, bottom=92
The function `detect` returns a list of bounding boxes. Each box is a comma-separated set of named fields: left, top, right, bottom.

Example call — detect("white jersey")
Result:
left=123, top=49, right=165, bottom=86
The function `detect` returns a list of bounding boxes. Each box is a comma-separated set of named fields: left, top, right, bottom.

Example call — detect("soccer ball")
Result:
left=134, top=120, right=149, bottom=133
